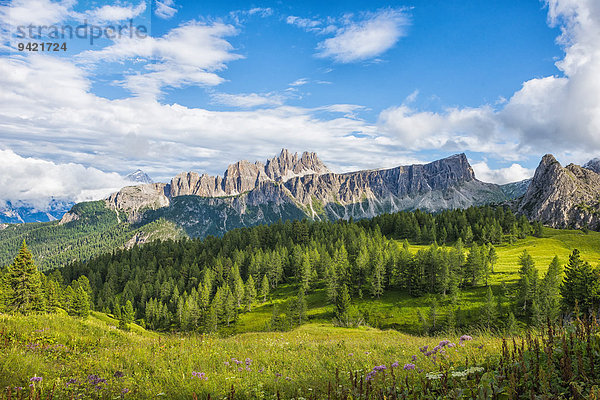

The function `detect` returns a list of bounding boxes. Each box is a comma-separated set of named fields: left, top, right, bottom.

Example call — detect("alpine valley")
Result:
left=2, top=149, right=599, bottom=270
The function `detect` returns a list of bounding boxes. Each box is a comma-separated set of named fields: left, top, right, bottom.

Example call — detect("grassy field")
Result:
left=0, top=312, right=499, bottom=399
left=1, top=227, right=600, bottom=398
left=232, top=227, right=600, bottom=334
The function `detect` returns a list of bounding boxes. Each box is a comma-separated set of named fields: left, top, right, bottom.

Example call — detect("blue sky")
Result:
left=0, top=0, right=599, bottom=207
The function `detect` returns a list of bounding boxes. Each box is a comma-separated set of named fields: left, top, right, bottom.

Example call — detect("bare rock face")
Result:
left=105, top=183, right=170, bottom=222
left=103, top=150, right=508, bottom=235
left=518, top=154, right=600, bottom=229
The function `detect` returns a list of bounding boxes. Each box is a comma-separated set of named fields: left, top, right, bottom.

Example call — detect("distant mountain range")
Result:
left=5, top=149, right=600, bottom=269
left=0, top=169, right=153, bottom=224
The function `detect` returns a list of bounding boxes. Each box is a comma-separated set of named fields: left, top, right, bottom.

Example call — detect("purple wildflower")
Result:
left=238, top=367, right=243, bottom=372
left=447, top=342, right=456, bottom=348
left=245, top=358, right=252, bottom=365
left=459, top=335, right=473, bottom=342
left=121, top=388, right=130, bottom=394
left=411, top=354, right=418, bottom=362
left=419, top=345, right=428, bottom=353
left=224, top=361, right=230, bottom=366
left=403, top=363, right=416, bottom=370
left=30, top=376, right=42, bottom=382
left=348, top=353, right=354, bottom=357
left=66, top=379, right=78, bottom=387
left=391, top=362, right=400, bottom=368
left=477, top=344, right=484, bottom=349
left=438, top=340, right=450, bottom=347
left=373, top=365, right=387, bottom=371
left=114, top=371, right=124, bottom=378
left=258, top=368, right=264, bottom=373
left=191, top=371, right=207, bottom=381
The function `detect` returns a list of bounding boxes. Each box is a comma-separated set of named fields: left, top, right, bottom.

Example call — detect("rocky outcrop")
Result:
left=104, top=150, right=510, bottom=236
left=105, top=183, right=170, bottom=222
left=517, top=154, right=600, bottom=230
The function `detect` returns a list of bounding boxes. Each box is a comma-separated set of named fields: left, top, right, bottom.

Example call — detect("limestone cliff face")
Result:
left=104, top=150, right=508, bottom=233
left=517, top=155, right=600, bottom=230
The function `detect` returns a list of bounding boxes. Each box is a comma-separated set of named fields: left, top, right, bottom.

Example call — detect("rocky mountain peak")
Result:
left=517, top=154, right=600, bottom=230
left=126, top=169, right=153, bottom=184
left=265, top=148, right=331, bottom=181
left=583, top=157, right=600, bottom=174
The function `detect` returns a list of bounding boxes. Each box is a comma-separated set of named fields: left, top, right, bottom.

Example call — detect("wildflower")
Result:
left=114, top=371, right=124, bottom=378
left=373, top=365, right=387, bottom=371
left=419, top=345, right=428, bottom=353
left=459, top=335, right=473, bottom=342
left=224, top=361, right=230, bottom=366
left=348, top=353, right=354, bottom=356
left=403, top=363, right=416, bottom=370
left=245, top=367, right=251, bottom=372
left=121, top=388, right=130, bottom=394
left=438, top=340, right=450, bottom=347
left=365, top=351, right=371, bottom=355
left=477, top=344, right=484, bottom=349
left=30, top=377, right=42, bottom=382
left=66, top=379, right=78, bottom=387
left=258, top=368, right=264, bottom=373
left=411, top=355, right=418, bottom=362
left=238, top=367, right=243, bottom=372
left=285, top=377, right=291, bottom=381
left=425, top=372, right=443, bottom=380
left=245, top=358, right=252, bottom=365
left=391, top=362, right=400, bottom=368
left=191, top=371, right=207, bottom=381
left=447, top=342, right=456, bottom=348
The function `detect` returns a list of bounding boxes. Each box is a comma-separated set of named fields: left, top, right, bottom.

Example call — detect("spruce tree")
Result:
left=7, top=241, right=43, bottom=314
left=259, top=275, right=270, bottom=303
left=541, top=256, right=563, bottom=322
left=517, top=250, right=538, bottom=318
left=120, top=300, right=135, bottom=330
left=295, top=287, right=307, bottom=325
left=561, top=249, right=599, bottom=314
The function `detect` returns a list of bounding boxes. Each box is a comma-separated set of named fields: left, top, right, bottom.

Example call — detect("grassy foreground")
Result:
left=1, top=312, right=497, bottom=399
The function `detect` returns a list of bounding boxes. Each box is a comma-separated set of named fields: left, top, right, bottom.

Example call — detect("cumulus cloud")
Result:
left=0, top=0, right=75, bottom=27
left=378, top=0, right=600, bottom=163
left=155, top=0, right=177, bottom=19
left=471, top=161, right=534, bottom=184
left=0, top=149, right=130, bottom=210
left=86, top=2, right=146, bottom=23
left=78, top=21, right=241, bottom=98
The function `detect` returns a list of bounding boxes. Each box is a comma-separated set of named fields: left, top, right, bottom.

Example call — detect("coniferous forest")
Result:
left=2, top=205, right=597, bottom=336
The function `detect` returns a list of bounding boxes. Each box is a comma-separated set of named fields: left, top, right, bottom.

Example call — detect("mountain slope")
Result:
left=98, top=151, right=509, bottom=237
left=517, top=154, right=600, bottom=230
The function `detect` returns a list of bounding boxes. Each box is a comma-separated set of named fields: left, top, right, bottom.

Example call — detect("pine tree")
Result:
left=259, top=275, right=270, bottom=303
left=299, top=253, right=312, bottom=291
left=561, top=249, right=600, bottom=314
left=517, top=250, right=538, bottom=318
left=295, top=287, right=307, bottom=325
left=488, top=246, right=498, bottom=274
left=244, top=275, right=257, bottom=311
left=370, top=252, right=385, bottom=298
left=6, top=241, right=43, bottom=314
left=336, top=284, right=351, bottom=323
left=541, top=256, right=563, bottom=322
left=73, top=286, right=90, bottom=318
left=120, top=300, right=135, bottom=330
left=326, top=264, right=338, bottom=304
left=480, top=286, right=497, bottom=330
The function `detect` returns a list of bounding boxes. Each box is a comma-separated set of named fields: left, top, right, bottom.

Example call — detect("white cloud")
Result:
left=378, top=0, right=600, bottom=163
left=289, top=78, right=309, bottom=87
left=316, top=9, right=410, bottom=63
left=78, top=21, right=241, bottom=98
left=87, top=2, right=146, bottom=23
left=0, top=149, right=130, bottom=210
left=155, top=0, right=177, bottom=19
left=0, top=0, right=75, bottom=27
left=471, top=161, right=534, bottom=184
left=211, top=92, right=285, bottom=108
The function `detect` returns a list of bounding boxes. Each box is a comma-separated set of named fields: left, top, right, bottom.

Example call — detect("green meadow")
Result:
left=2, top=227, right=600, bottom=398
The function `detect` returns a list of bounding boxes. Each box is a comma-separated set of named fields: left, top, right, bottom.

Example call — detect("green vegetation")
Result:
left=3, top=313, right=600, bottom=399
left=0, top=201, right=185, bottom=271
